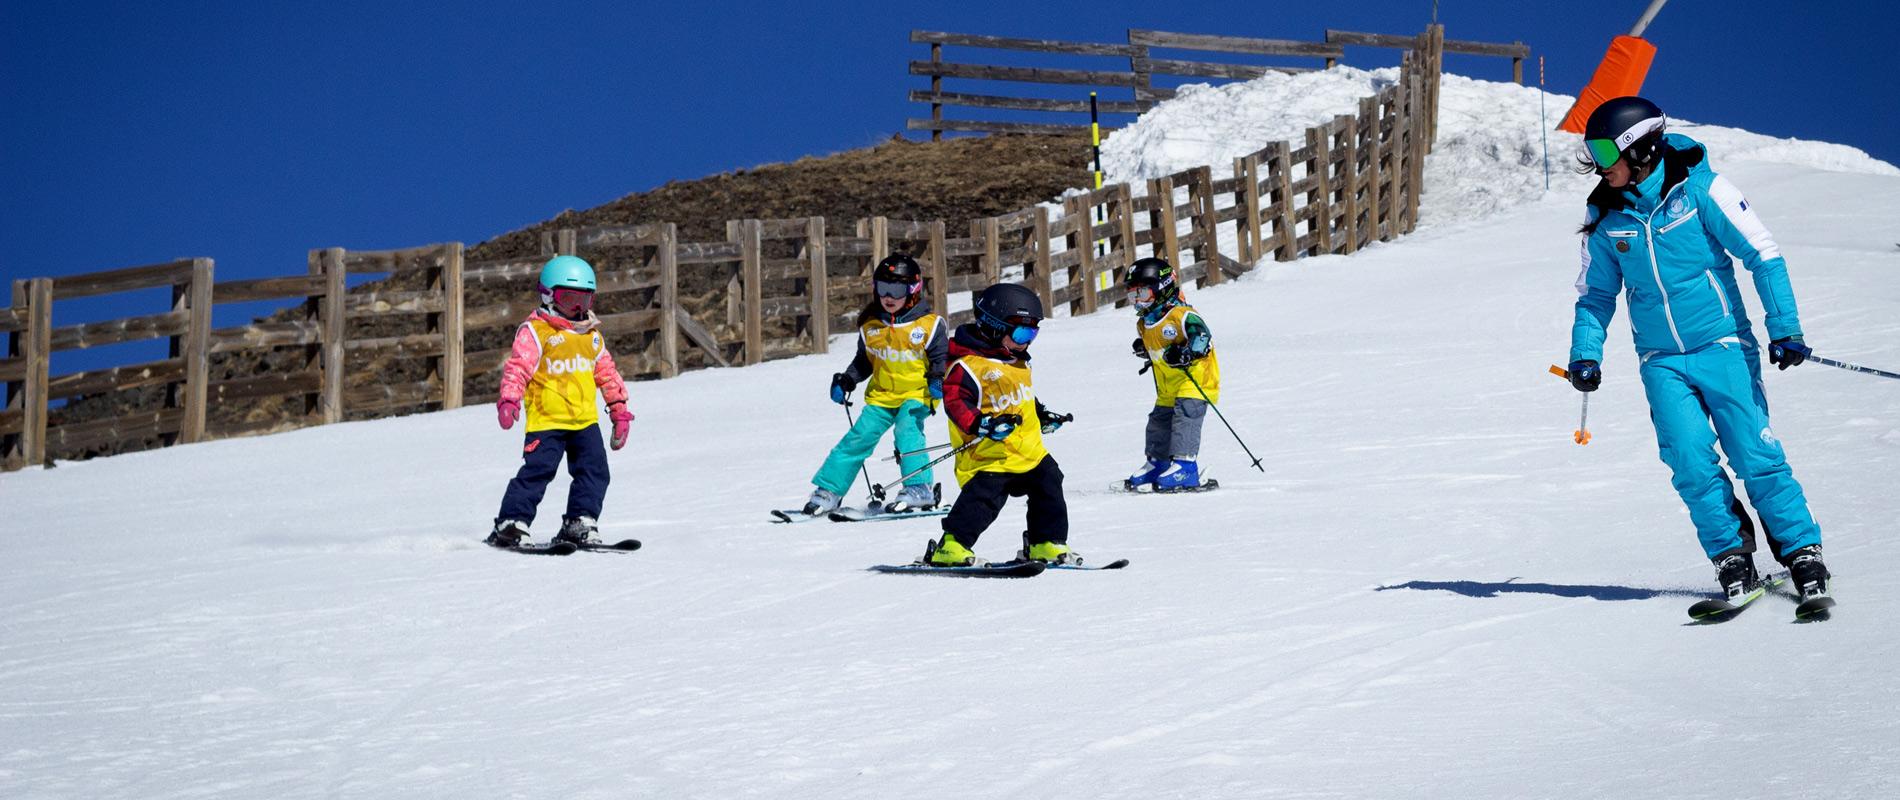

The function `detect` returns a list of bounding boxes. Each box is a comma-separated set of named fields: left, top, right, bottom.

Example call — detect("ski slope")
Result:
left=5, top=74, right=1900, bottom=799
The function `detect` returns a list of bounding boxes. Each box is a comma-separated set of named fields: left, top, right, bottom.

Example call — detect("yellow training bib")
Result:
left=523, top=319, right=606, bottom=432
left=1138, top=304, right=1220, bottom=405
left=860, top=314, right=941, bottom=408
left=947, top=354, right=1047, bottom=485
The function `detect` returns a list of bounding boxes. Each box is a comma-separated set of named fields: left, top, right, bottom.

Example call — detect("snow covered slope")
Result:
left=4, top=73, right=1899, bottom=799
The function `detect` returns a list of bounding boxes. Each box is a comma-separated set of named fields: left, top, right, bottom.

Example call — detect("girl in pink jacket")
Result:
left=486, top=256, right=634, bottom=550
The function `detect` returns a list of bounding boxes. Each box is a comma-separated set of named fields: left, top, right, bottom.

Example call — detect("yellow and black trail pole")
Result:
left=1090, top=92, right=1107, bottom=262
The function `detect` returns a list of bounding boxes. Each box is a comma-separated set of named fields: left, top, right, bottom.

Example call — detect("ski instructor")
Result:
left=1564, top=96, right=1831, bottom=611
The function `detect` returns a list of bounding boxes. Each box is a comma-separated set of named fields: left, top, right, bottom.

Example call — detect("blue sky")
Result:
left=3, top=0, right=1894, bottom=328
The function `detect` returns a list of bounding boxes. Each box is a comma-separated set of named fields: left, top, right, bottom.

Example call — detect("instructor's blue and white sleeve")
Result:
left=1700, top=175, right=1801, bottom=340
left=1569, top=214, right=1623, bottom=363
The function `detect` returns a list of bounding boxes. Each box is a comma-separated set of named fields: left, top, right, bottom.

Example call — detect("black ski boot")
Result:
left=554, top=516, right=600, bottom=547
left=1714, top=552, right=1761, bottom=602
left=1787, top=545, right=1834, bottom=620
left=486, top=519, right=530, bottom=548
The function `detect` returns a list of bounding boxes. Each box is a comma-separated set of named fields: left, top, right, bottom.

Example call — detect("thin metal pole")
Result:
left=1539, top=57, right=1550, bottom=191
left=1629, top=0, right=1672, bottom=37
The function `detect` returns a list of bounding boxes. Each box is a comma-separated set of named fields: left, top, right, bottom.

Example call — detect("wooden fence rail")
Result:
left=911, top=24, right=1511, bottom=139
left=1, top=27, right=1444, bottom=472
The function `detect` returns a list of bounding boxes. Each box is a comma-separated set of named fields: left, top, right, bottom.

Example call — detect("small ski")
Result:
left=829, top=506, right=951, bottom=523
left=1113, top=479, right=1220, bottom=494
left=770, top=509, right=827, bottom=524
left=869, top=560, right=1046, bottom=578
left=490, top=541, right=578, bottom=556
left=1687, top=573, right=1784, bottom=623
left=574, top=538, right=642, bottom=554
left=1046, top=558, right=1130, bottom=571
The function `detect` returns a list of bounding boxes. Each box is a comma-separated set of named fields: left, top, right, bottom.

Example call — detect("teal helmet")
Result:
left=539, top=255, right=597, bottom=293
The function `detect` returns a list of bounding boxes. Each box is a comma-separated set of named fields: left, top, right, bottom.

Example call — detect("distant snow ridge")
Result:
left=1102, top=66, right=1898, bottom=232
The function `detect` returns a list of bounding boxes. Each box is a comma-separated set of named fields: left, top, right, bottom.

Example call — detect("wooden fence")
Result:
left=2, top=30, right=1442, bottom=472
left=912, top=24, right=1518, bottom=139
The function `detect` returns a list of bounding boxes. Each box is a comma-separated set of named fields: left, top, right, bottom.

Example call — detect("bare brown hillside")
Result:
left=53, top=134, right=1093, bottom=460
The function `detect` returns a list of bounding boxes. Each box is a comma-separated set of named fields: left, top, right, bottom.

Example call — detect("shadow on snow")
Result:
left=1376, top=578, right=1706, bottom=602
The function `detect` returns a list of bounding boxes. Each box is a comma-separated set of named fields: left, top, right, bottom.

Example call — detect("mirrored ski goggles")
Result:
left=1127, top=285, right=1157, bottom=306
left=874, top=279, right=920, bottom=299
left=1585, top=138, right=1624, bottom=171
left=1004, top=316, right=1039, bottom=345
left=547, top=286, right=595, bottom=316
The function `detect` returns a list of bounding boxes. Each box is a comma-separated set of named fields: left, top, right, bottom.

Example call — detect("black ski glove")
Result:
left=830, top=372, right=857, bottom=405
left=1770, top=336, right=1811, bottom=370
left=1567, top=359, right=1601, bottom=392
left=1163, top=342, right=1201, bottom=369
left=1037, top=407, right=1073, bottom=434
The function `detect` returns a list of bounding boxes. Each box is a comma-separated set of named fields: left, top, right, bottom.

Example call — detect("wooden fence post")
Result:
left=926, top=220, right=948, bottom=317
left=868, top=216, right=890, bottom=266
left=1360, top=95, right=1383, bottom=245
left=1386, top=74, right=1406, bottom=241
left=315, top=247, right=346, bottom=424
left=1407, top=66, right=1425, bottom=233
left=1191, top=165, right=1222, bottom=284
left=1147, top=175, right=1181, bottom=268
left=735, top=219, right=764, bottom=366
left=1336, top=115, right=1360, bottom=256
left=804, top=217, right=828, bottom=356
left=1029, top=206, right=1053, bottom=311
left=930, top=41, right=944, bottom=142
left=557, top=229, right=578, bottom=256
left=1064, top=196, right=1096, bottom=314
left=178, top=258, right=213, bottom=443
left=1306, top=127, right=1334, bottom=255
left=659, top=223, right=681, bottom=376
left=974, top=217, right=1000, bottom=304
left=1270, top=142, right=1299, bottom=261
left=1111, top=182, right=1137, bottom=296
left=1235, top=154, right=1262, bottom=265
left=21, top=278, right=51, bottom=467
left=441, top=242, right=465, bottom=410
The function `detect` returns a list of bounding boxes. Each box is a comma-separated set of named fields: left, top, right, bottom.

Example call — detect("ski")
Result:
left=574, top=538, right=642, bottom=553
left=1687, top=573, right=1784, bottom=623
left=828, top=506, right=951, bottom=523
left=770, top=509, right=827, bottom=524
left=1046, top=558, right=1130, bottom=571
left=490, top=540, right=578, bottom=556
left=869, top=560, right=1046, bottom=578
left=1113, top=479, right=1220, bottom=494
left=1766, top=577, right=1837, bottom=622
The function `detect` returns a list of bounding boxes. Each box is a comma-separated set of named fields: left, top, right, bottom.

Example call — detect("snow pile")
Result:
left=1102, top=67, right=1898, bottom=232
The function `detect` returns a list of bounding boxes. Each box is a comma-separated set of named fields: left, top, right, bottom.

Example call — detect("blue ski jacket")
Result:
left=1570, top=133, right=1802, bottom=363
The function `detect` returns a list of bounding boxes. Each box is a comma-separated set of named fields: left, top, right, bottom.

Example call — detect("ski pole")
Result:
left=872, top=439, right=979, bottom=502
left=1179, top=369, right=1265, bottom=472
left=843, top=400, right=874, bottom=498
left=1809, top=354, right=1900, bottom=381
left=1548, top=365, right=1592, bottom=445
left=881, top=442, right=957, bottom=462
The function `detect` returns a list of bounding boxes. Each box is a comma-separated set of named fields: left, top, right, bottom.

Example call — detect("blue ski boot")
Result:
left=1154, top=458, right=1201, bottom=492
left=1125, top=458, right=1166, bottom=490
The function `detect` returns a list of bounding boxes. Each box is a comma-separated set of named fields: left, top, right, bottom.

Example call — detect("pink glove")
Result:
left=497, top=399, right=520, bottom=430
left=609, top=403, right=633, bottom=450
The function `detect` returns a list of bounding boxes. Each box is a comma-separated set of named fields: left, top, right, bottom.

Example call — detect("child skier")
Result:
left=1565, top=96, right=1831, bottom=615
left=799, top=254, right=948, bottom=516
left=1124, top=257, right=1220, bottom=491
left=487, top=255, right=634, bottom=549
left=924, top=282, right=1076, bottom=566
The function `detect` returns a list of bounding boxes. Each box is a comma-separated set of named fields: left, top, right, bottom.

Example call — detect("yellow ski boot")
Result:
left=926, top=533, right=979, bottom=567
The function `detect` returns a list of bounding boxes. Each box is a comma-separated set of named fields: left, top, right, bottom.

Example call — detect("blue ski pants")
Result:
left=497, top=424, right=610, bottom=525
left=811, top=399, right=933, bottom=494
left=1638, top=341, right=1820, bottom=561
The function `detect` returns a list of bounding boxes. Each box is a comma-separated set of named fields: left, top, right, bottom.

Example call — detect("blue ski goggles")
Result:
left=1004, top=317, right=1039, bottom=345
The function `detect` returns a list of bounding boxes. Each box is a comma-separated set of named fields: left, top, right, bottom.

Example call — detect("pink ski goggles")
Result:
left=543, top=286, right=595, bottom=318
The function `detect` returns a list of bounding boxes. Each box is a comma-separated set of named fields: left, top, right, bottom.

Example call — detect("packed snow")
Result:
left=4, top=69, right=1899, bottom=799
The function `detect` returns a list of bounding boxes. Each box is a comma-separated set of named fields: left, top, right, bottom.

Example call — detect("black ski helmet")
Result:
left=1583, top=96, right=1667, bottom=172
left=973, top=282, right=1043, bottom=340
left=1125, top=256, right=1179, bottom=308
left=873, top=253, right=923, bottom=285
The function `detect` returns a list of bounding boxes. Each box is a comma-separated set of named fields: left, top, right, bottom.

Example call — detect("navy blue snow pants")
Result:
left=496, top=424, right=610, bottom=525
